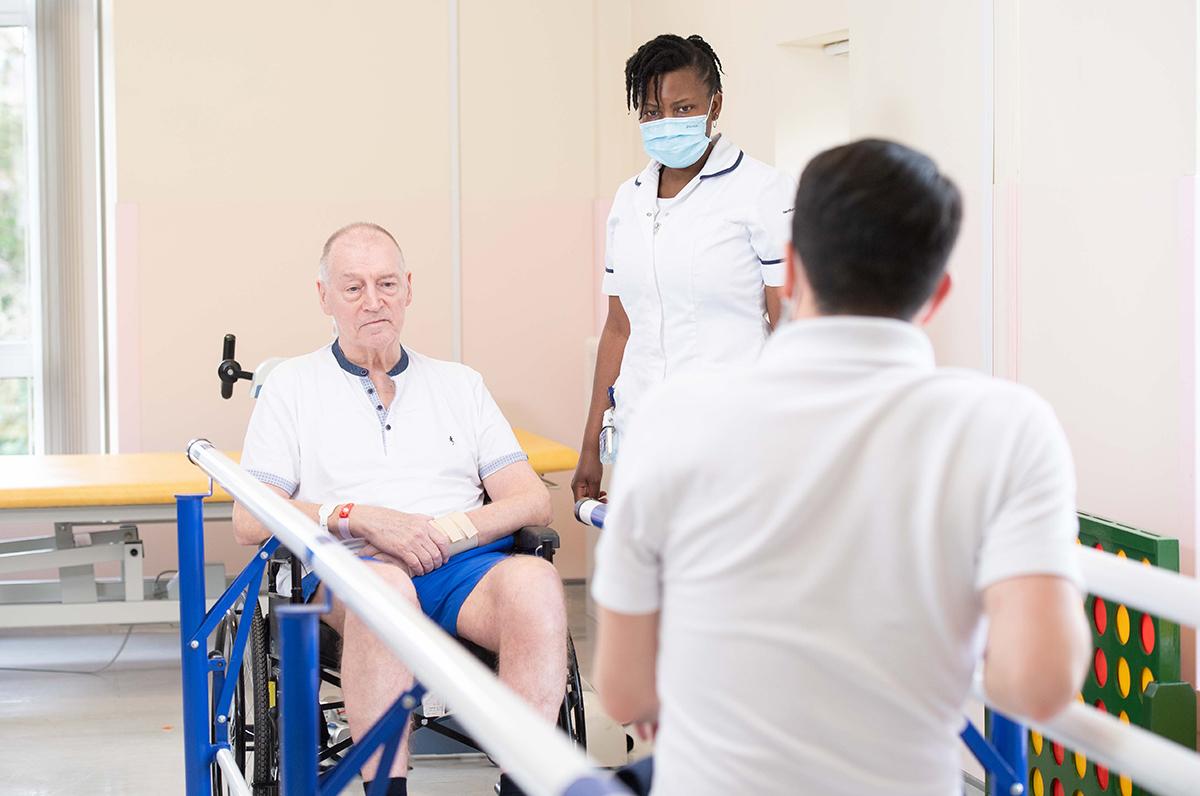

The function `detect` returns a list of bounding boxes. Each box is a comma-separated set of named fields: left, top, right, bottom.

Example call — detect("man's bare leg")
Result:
left=318, top=560, right=418, bottom=782
left=455, top=555, right=568, bottom=720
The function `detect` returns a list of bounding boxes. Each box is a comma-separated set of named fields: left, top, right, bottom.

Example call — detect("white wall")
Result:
left=773, top=41, right=850, bottom=183
left=849, top=0, right=994, bottom=372
left=995, top=0, right=1200, bottom=685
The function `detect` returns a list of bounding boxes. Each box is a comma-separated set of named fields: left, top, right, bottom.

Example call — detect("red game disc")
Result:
left=1096, top=764, right=1110, bottom=790
left=1052, top=742, right=1065, bottom=766
left=1094, top=648, right=1108, bottom=687
left=1093, top=597, right=1107, bottom=634
left=1051, top=778, right=1065, bottom=796
left=1141, top=613, right=1155, bottom=654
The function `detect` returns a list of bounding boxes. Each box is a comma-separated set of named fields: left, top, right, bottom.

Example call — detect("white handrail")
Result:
left=187, top=441, right=624, bottom=796
left=214, top=748, right=252, bottom=796
left=973, top=679, right=1200, bottom=796
left=973, top=543, right=1200, bottom=796
left=1076, top=545, right=1200, bottom=629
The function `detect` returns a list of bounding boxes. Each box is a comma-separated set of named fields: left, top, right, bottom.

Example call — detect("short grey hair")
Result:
left=317, top=222, right=406, bottom=283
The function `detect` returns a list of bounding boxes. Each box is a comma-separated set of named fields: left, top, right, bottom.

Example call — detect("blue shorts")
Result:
left=301, top=534, right=514, bottom=636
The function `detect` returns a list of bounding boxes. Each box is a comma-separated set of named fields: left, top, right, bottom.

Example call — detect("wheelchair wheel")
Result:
left=213, top=600, right=278, bottom=795
left=558, top=632, right=587, bottom=750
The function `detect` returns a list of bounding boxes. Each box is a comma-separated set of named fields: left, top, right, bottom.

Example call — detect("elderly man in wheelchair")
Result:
left=229, top=222, right=573, bottom=796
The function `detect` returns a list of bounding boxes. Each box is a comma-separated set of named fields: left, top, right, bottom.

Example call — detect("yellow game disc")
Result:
left=1119, top=710, right=1130, bottom=724
left=1142, top=667, right=1155, bottom=693
left=1031, top=768, right=1044, bottom=796
left=1116, top=549, right=1127, bottom=558
left=1030, top=730, right=1044, bottom=756
left=1074, top=751, right=1087, bottom=778
left=1142, top=557, right=1151, bottom=565
left=1117, top=657, right=1131, bottom=697
left=1119, top=774, right=1132, bottom=796
left=1115, top=605, right=1130, bottom=644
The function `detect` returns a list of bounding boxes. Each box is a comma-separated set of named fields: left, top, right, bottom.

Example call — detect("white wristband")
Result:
left=318, top=502, right=338, bottom=535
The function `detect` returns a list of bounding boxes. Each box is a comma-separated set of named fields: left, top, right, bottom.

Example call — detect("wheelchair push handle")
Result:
left=574, top=498, right=606, bottom=529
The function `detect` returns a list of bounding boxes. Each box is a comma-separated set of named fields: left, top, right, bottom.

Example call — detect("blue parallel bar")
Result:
left=279, top=603, right=324, bottom=796
left=988, top=712, right=1028, bottom=796
left=319, top=683, right=425, bottom=796
left=177, top=493, right=213, bottom=796
left=212, top=665, right=229, bottom=748
left=962, top=721, right=1023, bottom=796
left=190, top=537, right=280, bottom=645
left=212, top=541, right=280, bottom=723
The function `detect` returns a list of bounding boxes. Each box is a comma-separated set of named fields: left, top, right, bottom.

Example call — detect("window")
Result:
left=0, top=6, right=36, bottom=455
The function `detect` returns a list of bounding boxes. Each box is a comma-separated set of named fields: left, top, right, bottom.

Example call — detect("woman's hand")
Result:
left=571, top=447, right=606, bottom=502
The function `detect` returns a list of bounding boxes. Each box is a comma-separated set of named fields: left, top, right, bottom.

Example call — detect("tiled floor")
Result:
left=0, top=584, right=599, bottom=796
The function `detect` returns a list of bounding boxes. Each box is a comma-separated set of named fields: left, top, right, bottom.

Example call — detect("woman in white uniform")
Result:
left=572, top=34, right=797, bottom=500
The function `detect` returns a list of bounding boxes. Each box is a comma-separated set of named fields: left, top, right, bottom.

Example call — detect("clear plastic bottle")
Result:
left=599, top=387, right=618, bottom=465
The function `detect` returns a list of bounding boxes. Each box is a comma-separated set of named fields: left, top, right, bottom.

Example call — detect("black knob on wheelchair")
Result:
left=217, top=333, right=254, bottom=399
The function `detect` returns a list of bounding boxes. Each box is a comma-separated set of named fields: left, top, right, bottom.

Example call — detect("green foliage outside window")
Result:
left=0, top=27, right=31, bottom=454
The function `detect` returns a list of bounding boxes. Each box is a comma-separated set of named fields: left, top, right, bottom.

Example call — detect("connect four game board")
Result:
left=1023, top=513, right=1196, bottom=796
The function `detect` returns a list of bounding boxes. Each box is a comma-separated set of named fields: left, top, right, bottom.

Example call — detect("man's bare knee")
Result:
left=501, top=558, right=567, bottom=639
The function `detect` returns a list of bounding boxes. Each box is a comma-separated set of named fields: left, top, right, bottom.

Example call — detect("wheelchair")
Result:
left=210, top=525, right=587, bottom=795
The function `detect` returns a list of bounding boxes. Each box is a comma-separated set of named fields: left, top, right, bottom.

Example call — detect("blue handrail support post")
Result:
left=279, top=603, right=324, bottom=796
left=176, top=493, right=213, bottom=796
left=988, top=711, right=1028, bottom=796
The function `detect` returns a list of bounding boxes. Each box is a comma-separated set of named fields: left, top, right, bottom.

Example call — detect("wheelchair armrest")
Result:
left=512, top=525, right=560, bottom=557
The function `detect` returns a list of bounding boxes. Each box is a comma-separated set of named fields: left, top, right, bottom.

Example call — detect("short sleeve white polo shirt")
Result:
left=601, top=135, right=797, bottom=433
left=592, top=317, right=1083, bottom=796
left=240, top=340, right=528, bottom=517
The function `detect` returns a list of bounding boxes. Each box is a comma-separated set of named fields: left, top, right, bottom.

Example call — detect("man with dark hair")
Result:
left=592, top=139, right=1091, bottom=795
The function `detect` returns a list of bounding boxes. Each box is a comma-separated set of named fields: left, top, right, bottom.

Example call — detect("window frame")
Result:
left=0, top=0, right=43, bottom=454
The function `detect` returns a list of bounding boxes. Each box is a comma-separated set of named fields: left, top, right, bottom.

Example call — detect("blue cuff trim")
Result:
left=758, top=257, right=784, bottom=266
left=247, top=469, right=298, bottom=497
left=604, top=267, right=614, bottom=274
left=479, top=451, right=529, bottom=479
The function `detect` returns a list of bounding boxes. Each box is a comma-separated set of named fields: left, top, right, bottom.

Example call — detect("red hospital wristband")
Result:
left=337, top=503, right=355, bottom=541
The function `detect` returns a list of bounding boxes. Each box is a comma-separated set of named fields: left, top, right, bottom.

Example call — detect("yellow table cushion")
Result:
left=0, top=428, right=578, bottom=509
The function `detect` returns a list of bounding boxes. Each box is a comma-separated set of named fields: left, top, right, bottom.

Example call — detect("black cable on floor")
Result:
left=0, top=624, right=136, bottom=676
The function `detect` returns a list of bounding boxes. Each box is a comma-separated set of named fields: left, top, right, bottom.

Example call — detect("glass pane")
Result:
left=0, top=376, right=29, bottom=453
left=0, top=27, right=27, bottom=343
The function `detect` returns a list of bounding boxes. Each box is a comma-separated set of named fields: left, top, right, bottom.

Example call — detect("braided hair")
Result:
left=624, top=34, right=724, bottom=113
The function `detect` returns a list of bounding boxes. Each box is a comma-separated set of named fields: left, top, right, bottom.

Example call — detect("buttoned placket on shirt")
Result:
left=631, top=142, right=744, bottom=380
left=331, top=339, right=410, bottom=452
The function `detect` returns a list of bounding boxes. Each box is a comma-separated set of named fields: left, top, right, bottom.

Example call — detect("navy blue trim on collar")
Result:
left=699, top=150, right=743, bottom=180
left=634, top=176, right=642, bottom=186
left=331, top=339, right=409, bottom=377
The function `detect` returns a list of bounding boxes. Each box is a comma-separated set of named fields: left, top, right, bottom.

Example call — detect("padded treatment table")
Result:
left=0, top=429, right=578, bottom=628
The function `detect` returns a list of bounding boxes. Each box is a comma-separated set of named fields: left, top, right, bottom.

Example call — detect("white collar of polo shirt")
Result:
left=761, top=316, right=936, bottom=371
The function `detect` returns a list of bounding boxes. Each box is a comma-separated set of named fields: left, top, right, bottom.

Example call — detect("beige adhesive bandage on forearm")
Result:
left=431, top=511, right=479, bottom=557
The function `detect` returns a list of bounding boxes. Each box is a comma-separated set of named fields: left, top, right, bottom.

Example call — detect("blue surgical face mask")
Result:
left=639, top=96, right=714, bottom=169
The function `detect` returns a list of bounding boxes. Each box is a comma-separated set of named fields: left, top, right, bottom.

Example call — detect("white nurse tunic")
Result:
left=601, top=134, right=796, bottom=433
